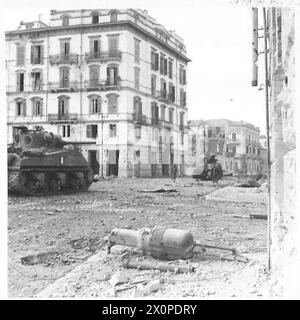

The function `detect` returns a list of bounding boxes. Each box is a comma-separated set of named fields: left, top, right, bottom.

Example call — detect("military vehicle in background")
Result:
left=191, top=155, right=223, bottom=181
left=8, top=129, right=94, bottom=196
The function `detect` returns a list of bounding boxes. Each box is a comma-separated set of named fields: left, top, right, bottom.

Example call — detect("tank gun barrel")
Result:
left=62, top=141, right=97, bottom=145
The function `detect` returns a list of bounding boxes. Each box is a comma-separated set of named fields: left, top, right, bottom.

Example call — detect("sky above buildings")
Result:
left=1, top=0, right=267, bottom=134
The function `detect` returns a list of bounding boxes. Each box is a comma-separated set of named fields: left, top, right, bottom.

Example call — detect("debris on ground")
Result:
left=139, top=188, right=178, bottom=193
left=109, top=271, right=129, bottom=286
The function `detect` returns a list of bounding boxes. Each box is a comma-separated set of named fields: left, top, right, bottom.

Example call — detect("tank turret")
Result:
left=8, top=129, right=94, bottom=196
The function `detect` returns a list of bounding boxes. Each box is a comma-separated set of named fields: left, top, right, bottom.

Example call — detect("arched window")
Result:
left=110, top=10, right=118, bottom=22
left=62, top=15, right=70, bottom=26
left=88, top=95, right=101, bottom=114
left=107, top=64, right=119, bottom=86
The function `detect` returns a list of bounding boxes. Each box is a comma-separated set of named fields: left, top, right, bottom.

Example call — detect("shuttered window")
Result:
left=107, top=94, right=118, bottom=114
left=16, top=72, right=24, bottom=92
left=107, top=66, right=118, bottom=86
left=108, top=36, right=119, bottom=57
left=151, top=74, right=156, bottom=96
left=160, top=105, right=166, bottom=121
left=30, top=45, right=43, bottom=64
left=31, top=98, right=43, bottom=116
left=134, top=67, right=140, bottom=90
left=60, top=41, right=70, bottom=56
left=60, top=67, right=70, bottom=88
left=134, top=39, right=140, bottom=64
left=16, top=45, right=25, bottom=66
left=89, top=65, right=99, bottom=86
left=86, top=125, right=98, bottom=138
left=169, top=109, right=173, bottom=124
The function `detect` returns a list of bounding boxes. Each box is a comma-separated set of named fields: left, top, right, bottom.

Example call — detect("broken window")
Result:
left=109, top=124, right=117, bottom=137
left=86, top=124, right=98, bottom=138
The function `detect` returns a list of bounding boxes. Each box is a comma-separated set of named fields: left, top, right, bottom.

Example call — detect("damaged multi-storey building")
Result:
left=5, top=9, right=190, bottom=178
left=185, top=118, right=264, bottom=176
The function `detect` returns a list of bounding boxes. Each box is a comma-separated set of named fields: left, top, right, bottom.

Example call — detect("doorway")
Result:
left=88, top=150, right=99, bottom=176
left=108, top=150, right=119, bottom=176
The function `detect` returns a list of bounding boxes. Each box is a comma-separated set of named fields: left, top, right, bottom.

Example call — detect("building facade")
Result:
left=6, top=9, right=190, bottom=178
left=186, top=119, right=262, bottom=176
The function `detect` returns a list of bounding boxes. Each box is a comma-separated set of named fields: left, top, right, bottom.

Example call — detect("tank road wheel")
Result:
left=40, top=182, right=49, bottom=194
left=27, top=180, right=40, bottom=194
left=70, top=177, right=81, bottom=191
left=49, top=179, right=62, bottom=193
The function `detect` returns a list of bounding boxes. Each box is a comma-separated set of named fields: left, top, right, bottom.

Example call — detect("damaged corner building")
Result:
left=6, top=9, right=189, bottom=178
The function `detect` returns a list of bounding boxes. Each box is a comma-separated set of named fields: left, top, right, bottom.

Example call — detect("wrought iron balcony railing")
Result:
left=84, top=78, right=121, bottom=90
left=49, top=54, right=79, bottom=65
left=48, top=113, right=79, bottom=122
left=48, top=81, right=79, bottom=92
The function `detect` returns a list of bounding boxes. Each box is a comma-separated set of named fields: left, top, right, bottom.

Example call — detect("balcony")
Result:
left=155, top=90, right=171, bottom=103
left=84, top=78, right=121, bottom=91
left=132, top=113, right=147, bottom=125
left=49, top=54, right=79, bottom=66
left=6, top=83, right=44, bottom=93
left=85, top=50, right=122, bottom=63
left=48, top=81, right=79, bottom=93
left=160, top=120, right=173, bottom=129
left=48, top=113, right=79, bottom=123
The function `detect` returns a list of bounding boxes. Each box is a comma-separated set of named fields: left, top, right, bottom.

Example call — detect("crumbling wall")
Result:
left=269, top=7, right=299, bottom=297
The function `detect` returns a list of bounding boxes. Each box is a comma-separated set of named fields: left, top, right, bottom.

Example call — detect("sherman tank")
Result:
left=8, top=129, right=94, bottom=196
left=192, top=155, right=223, bottom=181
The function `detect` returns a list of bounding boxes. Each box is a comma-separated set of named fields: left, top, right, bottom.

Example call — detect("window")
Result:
left=133, top=96, right=142, bottom=115
left=160, top=105, right=166, bottom=121
left=60, top=41, right=70, bottom=56
left=159, top=55, right=167, bottom=75
left=31, top=98, right=43, bottom=116
left=59, top=67, right=70, bottom=88
left=110, top=11, right=118, bottom=22
left=62, top=15, right=69, bottom=26
left=180, top=89, right=186, bottom=107
left=109, top=124, right=117, bottom=137
left=179, top=112, right=184, bottom=131
left=192, top=135, right=196, bottom=157
left=160, top=79, right=166, bottom=98
left=207, top=129, right=213, bottom=138
left=151, top=74, right=156, bottom=96
left=107, top=65, right=119, bottom=86
left=179, top=67, right=186, bottom=85
left=86, top=124, right=98, bottom=138
left=216, top=127, right=221, bottom=135
left=62, top=125, right=71, bottom=138
left=135, top=126, right=141, bottom=139
left=92, top=13, right=99, bottom=24
left=16, top=72, right=24, bottom=92
left=134, top=67, right=140, bottom=90
left=89, top=65, right=100, bottom=87
left=134, top=38, right=140, bottom=64
left=58, top=96, right=69, bottom=115
left=232, top=146, right=236, bottom=156
left=89, top=96, right=101, bottom=114
left=107, top=94, right=118, bottom=113
left=169, top=108, right=174, bottom=124
left=151, top=103, right=159, bottom=125
left=108, top=35, right=119, bottom=58
left=181, top=133, right=184, bottom=145
left=232, top=132, right=236, bottom=141
left=151, top=51, right=159, bottom=71
left=15, top=99, right=26, bottom=116
left=168, top=59, right=173, bottom=79
left=159, top=137, right=162, bottom=163
left=16, top=45, right=25, bottom=66
left=31, top=71, right=42, bottom=90
left=89, top=38, right=101, bottom=58
left=31, top=45, right=43, bottom=64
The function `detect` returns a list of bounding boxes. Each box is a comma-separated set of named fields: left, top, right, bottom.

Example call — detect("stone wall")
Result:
left=268, top=7, right=299, bottom=297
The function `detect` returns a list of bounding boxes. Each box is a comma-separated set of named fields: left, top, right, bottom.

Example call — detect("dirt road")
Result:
left=8, top=177, right=268, bottom=298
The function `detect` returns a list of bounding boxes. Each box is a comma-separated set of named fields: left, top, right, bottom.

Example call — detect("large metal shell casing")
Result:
left=148, top=227, right=194, bottom=260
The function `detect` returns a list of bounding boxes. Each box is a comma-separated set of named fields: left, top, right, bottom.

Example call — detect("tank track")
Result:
left=8, top=169, right=92, bottom=196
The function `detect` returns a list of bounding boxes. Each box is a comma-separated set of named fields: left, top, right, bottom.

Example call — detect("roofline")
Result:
left=5, top=20, right=191, bottom=63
